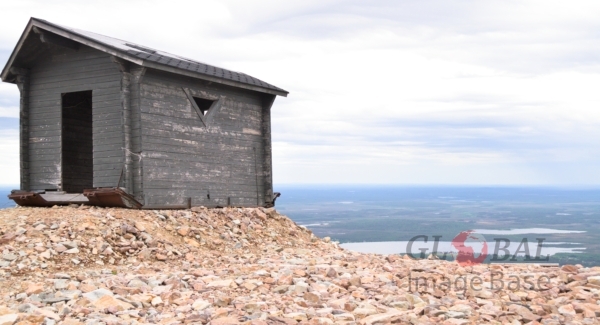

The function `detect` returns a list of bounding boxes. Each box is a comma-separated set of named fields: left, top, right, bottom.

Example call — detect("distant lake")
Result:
left=340, top=227, right=588, bottom=256
left=472, top=228, right=586, bottom=235
left=0, top=186, right=16, bottom=209
left=340, top=241, right=586, bottom=256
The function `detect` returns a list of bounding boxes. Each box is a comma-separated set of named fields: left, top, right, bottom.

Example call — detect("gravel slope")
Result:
left=0, top=206, right=599, bottom=325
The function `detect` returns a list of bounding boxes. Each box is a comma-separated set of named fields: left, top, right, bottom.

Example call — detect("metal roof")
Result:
left=1, top=18, right=288, bottom=96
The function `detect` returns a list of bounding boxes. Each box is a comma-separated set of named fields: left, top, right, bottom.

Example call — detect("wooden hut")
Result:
left=1, top=18, right=288, bottom=208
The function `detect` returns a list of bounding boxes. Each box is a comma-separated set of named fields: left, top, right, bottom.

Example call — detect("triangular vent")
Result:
left=183, top=88, right=220, bottom=127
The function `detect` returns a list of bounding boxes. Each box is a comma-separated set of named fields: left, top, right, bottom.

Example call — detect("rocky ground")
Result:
left=0, top=206, right=599, bottom=325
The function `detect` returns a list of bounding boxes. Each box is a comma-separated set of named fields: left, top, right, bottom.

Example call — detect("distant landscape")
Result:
left=275, top=185, right=600, bottom=266
left=0, top=187, right=15, bottom=209
left=2, top=185, right=599, bottom=266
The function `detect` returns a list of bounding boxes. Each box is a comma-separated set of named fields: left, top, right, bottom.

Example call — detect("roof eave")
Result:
left=30, top=18, right=144, bottom=65
left=2, top=18, right=289, bottom=97
left=1, top=18, right=34, bottom=82
left=2, top=18, right=144, bottom=83
left=141, top=60, right=288, bottom=97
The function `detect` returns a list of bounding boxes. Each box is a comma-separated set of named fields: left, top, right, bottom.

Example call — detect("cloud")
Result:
left=0, top=129, right=19, bottom=186
left=0, top=84, right=19, bottom=118
left=0, top=1, right=599, bottom=185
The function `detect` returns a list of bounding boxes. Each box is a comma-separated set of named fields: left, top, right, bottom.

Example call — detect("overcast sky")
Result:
left=1, top=0, right=599, bottom=186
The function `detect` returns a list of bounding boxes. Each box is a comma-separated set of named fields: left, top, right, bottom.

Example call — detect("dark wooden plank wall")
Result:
left=27, top=45, right=123, bottom=191
left=14, top=69, right=31, bottom=191
left=140, top=70, right=270, bottom=207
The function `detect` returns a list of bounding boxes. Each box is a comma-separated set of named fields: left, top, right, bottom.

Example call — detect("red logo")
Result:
left=451, top=230, right=488, bottom=266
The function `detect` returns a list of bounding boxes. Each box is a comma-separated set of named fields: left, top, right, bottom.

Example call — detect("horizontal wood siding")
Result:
left=27, top=45, right=122, bottom=190
left=140, top=70, right=269, bottom=207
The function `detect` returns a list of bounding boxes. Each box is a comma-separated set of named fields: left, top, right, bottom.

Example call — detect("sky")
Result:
left=0, top=0, right=599, bottom=186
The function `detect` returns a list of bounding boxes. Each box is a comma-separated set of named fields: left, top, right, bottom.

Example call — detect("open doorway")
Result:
left=61, top=90, right=93, bottom=193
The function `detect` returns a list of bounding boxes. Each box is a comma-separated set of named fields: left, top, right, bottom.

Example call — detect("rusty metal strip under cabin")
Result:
left=7, top=188, right=142, bottom=209
left=82, top=188, right=142, bottom=209
left=8, top=191, right=56, bottom=207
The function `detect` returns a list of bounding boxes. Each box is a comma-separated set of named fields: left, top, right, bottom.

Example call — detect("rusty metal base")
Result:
left=8, top=191, right=89, bottom=207
left=83, top=188, right=142, bottom=209
left=8, top=191, right=55, bottom=207
left=8, top=188, right=142, bottom=209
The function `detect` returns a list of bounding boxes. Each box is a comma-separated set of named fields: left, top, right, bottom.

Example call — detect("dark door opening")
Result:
left=62, top=90, right=93, bottom=193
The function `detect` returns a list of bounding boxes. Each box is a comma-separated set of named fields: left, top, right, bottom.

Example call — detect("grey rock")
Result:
left=53, top=279, right=68, bottom=290
left=446, top=311, right=467, bottom=318
left=151, top=285, right=172, bottom=295
left=15, top=293, right=27, bottom=301
left=54, top=272, right=71, bottom=279
left=41, top=296, right=70, bottom=303
left=59, top=306, right=71, bottom=316
left=59, top=290, right=82, bottom=300
left=1, top=254, right=17, bottom=261
left=147, top=280, right=163, bottom=287
left=17, top=303, right=38, bottom=313
left=61, top=241, right=78, bottom=249
left=28, top=294, right=41, bottom=303
left=273, top=285, right=289, bottom=293
left=43, top=318, right=56, bottom=325
left=0, top=314, right=18, bottom=325
left=82, top=288, right=113, bottom=302
left=38, top=291, right=71, bottom=304
left=127, top=279, right=147, bottom=288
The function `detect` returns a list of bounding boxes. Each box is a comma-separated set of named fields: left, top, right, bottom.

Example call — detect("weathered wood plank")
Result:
left=29, top=123, right=60, bottom=132
left=26, top=45, right=122, bottom=190
left=31, top=65, right=119, bottom=82
left=30, top=148, right=63, bottom=155
left=30, top=70, right=120, bottom=88
left=139, top=120, right=263, bottom=143
left=28, top=141, right=61, bottom=149
left=46, top=46, right=110, bottom=62
left=93, top=124, right=123, bottom=134
left=143, top=70, right=265, bottom=103
left=28, top=89, right=118, bottom=104
left=28, top=81, right=121, bottom=97
left=139, top=69, right=269, bottom=207
left=142, top=132, right=263, bottom=149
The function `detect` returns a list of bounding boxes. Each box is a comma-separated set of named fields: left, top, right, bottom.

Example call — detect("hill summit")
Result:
left=0, top=206, right=599, bottom=324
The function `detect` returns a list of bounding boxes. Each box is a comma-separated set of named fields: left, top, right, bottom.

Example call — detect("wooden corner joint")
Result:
left=9, top=67, right=29, bottom=77
left=33, top=26, right=79, bottom=51
left=111, top=56, right=131, bottom=73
